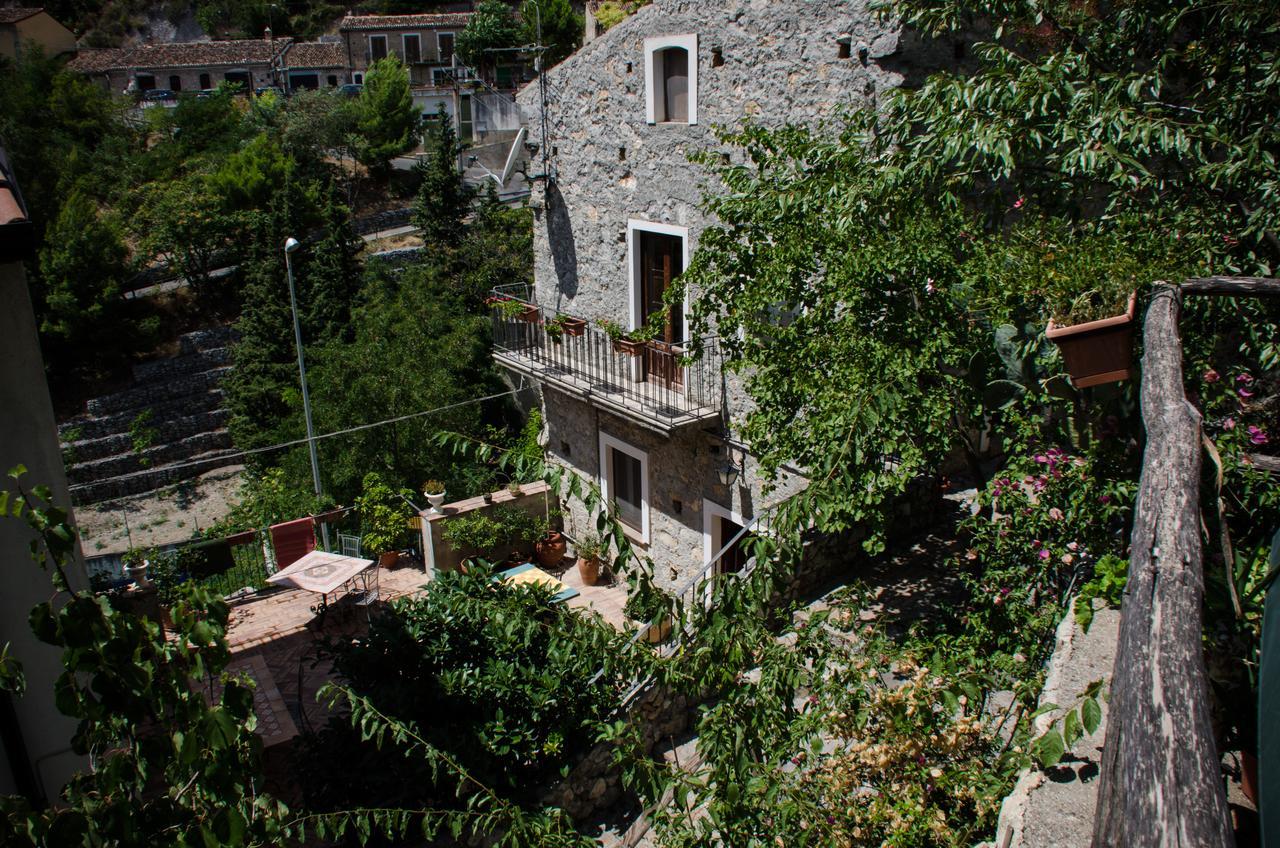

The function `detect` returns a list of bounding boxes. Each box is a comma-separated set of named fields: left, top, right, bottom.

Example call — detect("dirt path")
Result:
left=75, top=464, right=245, bottom=557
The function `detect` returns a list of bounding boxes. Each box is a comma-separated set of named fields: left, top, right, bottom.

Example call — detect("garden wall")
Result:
left=422, top=481, right=554, bottom=574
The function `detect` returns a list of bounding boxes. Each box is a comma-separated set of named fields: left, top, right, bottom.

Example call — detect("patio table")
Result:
left=267, top=550, right=378, bottom=618
left=496, top=563, right=580, bottom=603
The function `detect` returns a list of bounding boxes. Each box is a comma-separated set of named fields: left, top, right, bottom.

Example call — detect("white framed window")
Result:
left=352, top=72, right=364, bottom=84
left=437, top=31, right=456, bottom=63
left=402, top=33, right=421, bottom=63
left=626, top=219, right=690, bottom=341
left=599, top=431, right=649, bottom=544
left=369, top=34, right=388, bottom=61
left=644, top=34, right=697, bottom=124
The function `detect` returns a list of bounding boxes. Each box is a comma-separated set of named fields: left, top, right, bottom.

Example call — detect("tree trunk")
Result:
left=1091, top=285, right=1233, bottom=848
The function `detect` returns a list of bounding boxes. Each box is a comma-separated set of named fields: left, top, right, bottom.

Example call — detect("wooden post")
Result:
left=1091, top=285, right=1233, bottom=848
left=1180, top=276, right=1280, bottom=296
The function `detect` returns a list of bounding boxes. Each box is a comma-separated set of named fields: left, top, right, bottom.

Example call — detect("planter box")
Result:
left=611, top=338, right=645, bottom=357
left=517, top=304, right=540, bottom=323
left=1046, top=292, right=1137, bottom=389
left=561, top=317, right=586, bottom=337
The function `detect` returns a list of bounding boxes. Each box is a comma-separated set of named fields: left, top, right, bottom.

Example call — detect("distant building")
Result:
left=0, top=7, right=75, bottom=61
left=66, top=33, right=353, bottom=96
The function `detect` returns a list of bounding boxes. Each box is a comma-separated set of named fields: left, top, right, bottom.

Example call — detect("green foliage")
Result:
left=215, top=467, right=334, bottom=534
left=623, top=574, right=669, bottom=624
left=593, top=0, right=649, bottom=31
left=1074, top=554, right=1129, bottom=631
left=439, top=505, right=543, bottom=557
left=456, top=0, right=523, bottom=69
left=127, top=408, right=158, bottom=466
left=319, top=566, right=642, bottom=803
left=208, top=133, right=295, bottom=213
left=522, top=0, right=582, bottom=68
left=353, top=56, right=417, bottom=176
left=0, top=468, right=289, bottom=845
left=35, top=190, right=130, bottom=362
left=354, top=471, right=413, bottom=555
left=413, top=105, right=474, bottom=253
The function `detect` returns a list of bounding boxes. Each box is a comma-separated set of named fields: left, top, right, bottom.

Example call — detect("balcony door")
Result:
left=639, top=230, right=684, bottom=385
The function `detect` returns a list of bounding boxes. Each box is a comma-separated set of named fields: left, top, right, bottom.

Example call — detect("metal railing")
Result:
left=489, top=290, right=723, bottom=430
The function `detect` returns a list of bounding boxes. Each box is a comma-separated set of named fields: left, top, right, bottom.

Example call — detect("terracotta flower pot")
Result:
left=577, top=555, right=600, bottom=586
left=378, top=550, right=399, bottom=568
left=612, top=338, right=644, bottom=357
left=517, top=304, right=540, bottom=323
left=562, top=317, right=586, bottom=337
left=536, top=531, right=567, bottom=567
left=1045, top=292, right=1137, bottom=389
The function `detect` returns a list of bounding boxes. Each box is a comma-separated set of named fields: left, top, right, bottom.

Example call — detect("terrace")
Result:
left=488, top=288, right=724, bottom=436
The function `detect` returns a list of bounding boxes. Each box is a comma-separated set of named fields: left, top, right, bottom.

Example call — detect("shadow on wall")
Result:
left=545, top=182, right=579, bottom=304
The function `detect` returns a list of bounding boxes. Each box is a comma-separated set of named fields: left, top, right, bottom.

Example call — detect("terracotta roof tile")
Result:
left=0, top=7, right=44, bottom=24
left=125, top=37, right=292, bottom=70
left=339, top=12, right=472, bottom=31
left=66, top=47, right=129, bottom=73
left=284, top=41, right=345, bottom=68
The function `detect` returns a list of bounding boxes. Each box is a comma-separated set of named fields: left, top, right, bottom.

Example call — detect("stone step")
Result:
left=84, top=367, right=231, bottom=417
left=67, top=430, right=234, bottom=486
left=62, top=408, right=232, bottom=464
left=61, top=390, right=227, bottom=442
left=69, top=449, right=242, bottom=505
left=131, top=345, right=230, bottom=383
left=177, top=326, right=237, bottom=355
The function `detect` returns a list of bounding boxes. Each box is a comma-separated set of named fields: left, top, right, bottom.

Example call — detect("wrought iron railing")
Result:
left=489, top=290, right=723, bottom=429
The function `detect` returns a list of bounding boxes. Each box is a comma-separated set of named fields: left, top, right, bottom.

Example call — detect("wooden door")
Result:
left=639, top=231, right=684, bottom=385
left=716, top=516, right=748, bottom=576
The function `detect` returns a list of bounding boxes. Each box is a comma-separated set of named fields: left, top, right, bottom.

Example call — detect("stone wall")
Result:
left=513, top=0, right=962, bottom=587
left=540, top=681, right=693, bottom=820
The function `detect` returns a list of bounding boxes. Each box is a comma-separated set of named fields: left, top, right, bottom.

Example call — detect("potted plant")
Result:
left=441, top=511, right=503, bottom=566
left=534, top=510, right=567, bottom=568
left=544, top=313, right=587, bottom=343
left=487, top=295, right=539, bottom=323
left=122, top=547, right=152, bottom=588
left=355, top=472, right=413, bottom=568
left=423, top=479, right=446, bottom=512
left=573, top=533, right=604, bottom=585
left=625, top=579, right=673, bottom=643
left=598, top=318, right=658, bottom=357
left=1046, top=289, right=1138, bottom=389
left=507, top=480, right=523, bottom=497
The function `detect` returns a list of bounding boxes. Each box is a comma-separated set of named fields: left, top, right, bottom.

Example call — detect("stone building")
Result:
left=73, top=33, right=293, bottom=94
left=507, top=0, right=952, bottom=590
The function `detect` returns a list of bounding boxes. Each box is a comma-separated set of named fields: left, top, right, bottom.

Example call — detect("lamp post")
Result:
left=284, top=237, right=330, bottom=551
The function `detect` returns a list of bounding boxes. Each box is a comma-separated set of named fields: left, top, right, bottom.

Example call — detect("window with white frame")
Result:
left=599, top=432, right=649, bottom=542
left=438, top=32, right=455, bottom=63
left=403, top=33, right=421, bottom=63
left=369, top=34, right=388, bottom=61
left=644, top=34, right=698, bottom=124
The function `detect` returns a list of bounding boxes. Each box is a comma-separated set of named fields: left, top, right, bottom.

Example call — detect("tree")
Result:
left=207, top=133, right=296, bottom=213
left=522, top=0, right=582, bottom=68
left=412, top=105, right=473, bottom=254
left=297, top=187, right=364, bottom=343
left=35, top=191, right=130, bottom=362
left=353, top=56, right=417, bottom=178
left=456, top=0, right=523, bottom=71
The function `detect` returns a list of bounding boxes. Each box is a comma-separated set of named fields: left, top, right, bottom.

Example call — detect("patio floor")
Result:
left=551, top=556, right=631, bottom=632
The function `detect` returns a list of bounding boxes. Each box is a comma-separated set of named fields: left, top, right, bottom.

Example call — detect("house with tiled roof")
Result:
left=108, top=32, right=292, bottom=94
left=281, top=40, right=349, bottom=91
left=0, top=7, right=74, bottom=60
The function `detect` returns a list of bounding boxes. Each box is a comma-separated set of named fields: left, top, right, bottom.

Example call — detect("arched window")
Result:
left=644, top=34, right=698, bottom=124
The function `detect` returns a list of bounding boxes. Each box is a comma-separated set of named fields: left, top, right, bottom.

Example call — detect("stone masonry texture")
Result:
left=516, top=0, right=958, bottom=585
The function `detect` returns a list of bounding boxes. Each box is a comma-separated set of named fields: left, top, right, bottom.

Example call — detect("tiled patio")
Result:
left=550, top=556, right=632, bottom=631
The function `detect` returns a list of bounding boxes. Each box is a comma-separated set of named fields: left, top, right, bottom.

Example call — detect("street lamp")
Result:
left=284, top=237, right=330, bottom=550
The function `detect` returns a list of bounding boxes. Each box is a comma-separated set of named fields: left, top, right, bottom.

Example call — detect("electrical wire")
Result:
left=77, top=384, right=526, bottom=491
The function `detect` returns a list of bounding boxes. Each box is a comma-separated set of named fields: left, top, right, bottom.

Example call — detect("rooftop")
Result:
left=123, top=37, right=292, bottom=69
left=284, top=41, right=345, bottom=68
left=0, top=7, right=46, bottom=24
left=339, top=12, right=472, bottom=31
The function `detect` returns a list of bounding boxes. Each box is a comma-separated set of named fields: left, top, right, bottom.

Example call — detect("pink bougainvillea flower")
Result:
left=1067, top=541, right=1079, bottom=551
left=1032, top=539, right=1042, bottom=549
left=1034, top=454, right=1048, bottom=464
left=1061, top=553, right=1074, bottom=565
left=1049, top=507, right=1064, bottom=520
left=1249, top=426, right=1269, bottom=445
left=1099, top=495, right=1112, bottom=504
left=1204, top=369, right=1220, bottom=383
left=1239, top=387, right=1255, bottom=398
left=1237, top=373, right=1254, bottom=383
left=1224, top=417, right=1236, bottom=430
left=1038, top=549, right=1051, bottom=560
left=1013, top=197, right=1025, bottom=209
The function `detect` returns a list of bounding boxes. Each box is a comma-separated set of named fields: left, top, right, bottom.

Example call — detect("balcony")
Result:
left=489, top=293, right=723, bottom=435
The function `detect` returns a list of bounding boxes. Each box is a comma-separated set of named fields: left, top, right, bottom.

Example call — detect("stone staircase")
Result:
left=60, top=328, right=241, bottom=505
